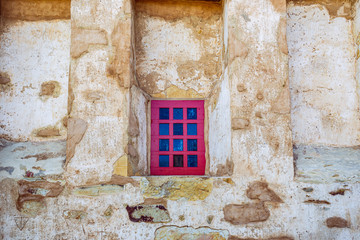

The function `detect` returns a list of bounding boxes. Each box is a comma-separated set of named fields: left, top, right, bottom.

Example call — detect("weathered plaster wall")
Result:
left=0, top=0, right=70, bottom=179
left=135, top=0, right=223, bottom=98
left=1, top=0, right=360, bottom=239
left=288, top=1, right=360, bottom=147
left=0, top=19, right=70, bottom=142
left=355, top=0, right=360, bottom=114
left=288, top=0, right=360, bottom=183
left=64, top=0, right=132, bottom=186
left=229, top=0, right=292, bottom=184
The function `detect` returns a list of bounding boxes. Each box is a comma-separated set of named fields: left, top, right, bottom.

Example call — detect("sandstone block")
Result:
left=246, top=181, right=283, bottom=203
left=326, top=217, right=349, bottom=228
left=141, top=177, right=213, bottom=201
left=66, top=118, right=88, bottom=166
left=36, top=127, right=61, bottom=137
left=154, top=226, right=228, bottom=240
left=223, top=202, right=270, bottom=225
left=126, top=204, right=171, bottom=223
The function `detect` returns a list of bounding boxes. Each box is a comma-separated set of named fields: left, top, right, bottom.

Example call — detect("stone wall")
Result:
left=1, top=0, right=360, bottom=239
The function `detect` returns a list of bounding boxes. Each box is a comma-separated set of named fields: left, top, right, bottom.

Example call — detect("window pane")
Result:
left=173, top=123, right=183, bottom=135
left=159, top=155, right=169, bottom=167
left=159, top=139, right=169, bottom=151
left=187, top=123, right=197, bottom=135
left=173, top=108, right=183, bottom=120
left=173, top=139, right=183, bottom=151
left=159, top=123, right=169, bottom=135
left=187, top=139, right=197, bottom=151
left=174, top=155, right=183, bottom=167
left=188, top=155, right=198, bottom=167
left=187, top=108, right=197, bottom=119
left=159, top=108, right=169, bottom=119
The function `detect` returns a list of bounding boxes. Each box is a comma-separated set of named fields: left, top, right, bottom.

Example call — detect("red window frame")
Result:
left=151, top=100, right=205, bottom=175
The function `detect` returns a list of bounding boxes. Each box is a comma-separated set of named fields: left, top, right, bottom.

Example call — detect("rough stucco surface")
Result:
left=64, top=0, right=131, bottom=186
left=135, top=0, right=223, bottom=98
left=287, top=2, right=360, bottom=183
left=1, top=0, right=360, bottom=239
left=229, top=0, right=293, bottom=184
left=288, top=3, right=360, bottom=147
left=0, top=20, right=70, bottom=141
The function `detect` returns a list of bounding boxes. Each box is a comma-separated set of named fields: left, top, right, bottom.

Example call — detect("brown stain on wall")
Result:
left=0, top=72, right=11, bottom=84
left=1, top=0, right=71, bottom=21
left=39, top=81, right=61, bottom=98
left=135, top=0, right=222, bottom=20
left=288, top=0, right=356, bottom=19
left=270, top=0, right=287, bottom=13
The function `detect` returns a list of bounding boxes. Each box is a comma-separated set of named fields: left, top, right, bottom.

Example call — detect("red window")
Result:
left=151, top=100, right=205, bottom=175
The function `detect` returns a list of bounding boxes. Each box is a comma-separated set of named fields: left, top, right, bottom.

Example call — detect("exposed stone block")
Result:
left=154, top=226, right=229, bottom=240
left=72, top=184, right=123, bottom=196
left=113, top=155, right=129, bottom=177
left=326, top=217, right=349, bottom=228
left=223, top=202, right=270, bottom=225
left=36, top=127, right=61, bottom=137
left=126, top=204, right=171, bottom=223
left=141, top=177, right=213, bottom=201
left=20, top=200, right=46, bottom=217
left=66, top=118, right=88, bottom=166
left=246, top=181, right=283, bottom=203
left=1, top=0, right=71, bottom=21
left=232, top=118, right=250, bottom=130
left=105, top=175, right=139, bottom=187
left=16, top=179, right=64, bottom=216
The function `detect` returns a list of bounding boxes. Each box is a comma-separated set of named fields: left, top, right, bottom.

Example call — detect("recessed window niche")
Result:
left=134, top=0, right=224, bottom=98
left=129, top=0, right=231, bottom=176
